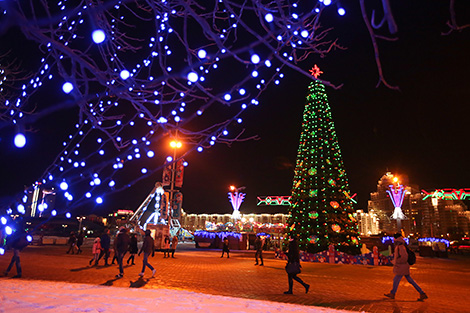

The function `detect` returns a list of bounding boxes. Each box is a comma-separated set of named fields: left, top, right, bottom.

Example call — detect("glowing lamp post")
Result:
left=386, top=177, right=407, bottom=232
left=228, top=185, right=245, bottom=220
left=168, top=139, right=182, bottom=223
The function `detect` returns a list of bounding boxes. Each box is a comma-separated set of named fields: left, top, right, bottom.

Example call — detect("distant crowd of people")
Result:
left=74, top=227, right=180, bottom=278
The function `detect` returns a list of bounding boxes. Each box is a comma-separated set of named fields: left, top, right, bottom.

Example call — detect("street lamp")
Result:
left=168, top=139, right=183, bottom=226
left=77, top=216, right=86, bottom=232
left=170, top=140, right=182, bottom=149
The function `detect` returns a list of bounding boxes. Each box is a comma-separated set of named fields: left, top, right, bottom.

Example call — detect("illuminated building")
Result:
left=180, top=209, right=289, bottom=232
left=355, top=209, right=380, bottom=235
left=368, top=172, right=470, bottom=237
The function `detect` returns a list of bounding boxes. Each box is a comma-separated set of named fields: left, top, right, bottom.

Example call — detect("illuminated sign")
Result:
left=257, top=196, right=292, bottom=206
left=422, top=189, right=470, bottom=201
left=257, top=193, right=357, bottom=206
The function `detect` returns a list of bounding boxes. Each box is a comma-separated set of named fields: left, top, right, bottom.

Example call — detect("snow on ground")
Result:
left=0, top=279, right=355, bottom=313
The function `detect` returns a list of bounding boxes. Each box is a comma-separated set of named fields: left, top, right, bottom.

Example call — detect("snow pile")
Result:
left=0, top=279, right=355, bottom=313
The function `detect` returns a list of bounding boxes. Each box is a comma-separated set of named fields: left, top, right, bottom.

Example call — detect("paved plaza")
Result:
left=1, top=242, right=469, bottom=312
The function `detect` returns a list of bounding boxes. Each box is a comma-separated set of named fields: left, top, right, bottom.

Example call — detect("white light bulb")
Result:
left=14, top=133, right=26, bottom=148
left=251, top=54, right=260, bottom=64
left=198, top=49, right=207, bottom=58
left=92, top=29, right=106, bottom=44
left=264, top=13, right=273, bottom=23
left=60, top=182, right=68, bottom=191
left=62, top=82, right=73, bottom=94
left=187, top=72, right=198, bottom=82
left=120, top=70, right=130, bottom=80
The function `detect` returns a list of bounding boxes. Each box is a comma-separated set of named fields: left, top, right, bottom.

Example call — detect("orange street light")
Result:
left=170, top=140, right=182, bottom=149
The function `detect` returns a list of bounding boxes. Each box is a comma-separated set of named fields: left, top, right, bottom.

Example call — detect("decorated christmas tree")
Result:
left=288, top=65, right=360, bottom=255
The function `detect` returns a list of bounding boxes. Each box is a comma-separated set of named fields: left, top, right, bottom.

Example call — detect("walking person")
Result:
left=384, top=233, right=428, bottom=301
left=284, top=235, right=309, bottom=294
left=66, top=232, right=77, bottom=254
left=114, top=227, right=130, bottom=278
left=220, top=237, right=230, bottom=258
left=138, top=230, right=156, bottom=277
left=254, top=235, right=264, bottom=266
left=111, top=250, right=118, bottom=265
left=127, top=233, right=138, bottom=265
left=163, top=235, right=171, bottom=258
left=97, top=229, right=111, bottom=266
left=76, top=231, right=84, bottom=254
left=171, top=235, right=178, bottom=258
left=89, top=237, right=102, bottom=266
left=3, top=230, right=29, bottom=278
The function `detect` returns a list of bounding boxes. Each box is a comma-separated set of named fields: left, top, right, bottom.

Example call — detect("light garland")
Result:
left=289, top=66, right=360, bottom=255
left=0, top=0, right=348, bottom=214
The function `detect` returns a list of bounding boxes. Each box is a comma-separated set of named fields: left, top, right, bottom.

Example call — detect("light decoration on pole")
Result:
left=228, top=186, right=246, bottom=220
left=386, top=177, right=407, bottom=231
left=144, top=184, right=165, bottom=228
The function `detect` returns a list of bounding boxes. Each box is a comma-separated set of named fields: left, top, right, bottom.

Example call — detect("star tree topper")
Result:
left=309, top=64, right=323, bottom=78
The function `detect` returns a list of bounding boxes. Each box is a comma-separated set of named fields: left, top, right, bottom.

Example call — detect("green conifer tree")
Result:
left=288, top=65, right=360, bottom=255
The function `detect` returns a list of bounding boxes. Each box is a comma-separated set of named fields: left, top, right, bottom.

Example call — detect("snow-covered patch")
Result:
left=0, top=279, right=355, bottom=313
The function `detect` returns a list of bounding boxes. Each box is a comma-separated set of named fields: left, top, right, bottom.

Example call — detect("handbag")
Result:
left=285, top=261, right=301, bottom=275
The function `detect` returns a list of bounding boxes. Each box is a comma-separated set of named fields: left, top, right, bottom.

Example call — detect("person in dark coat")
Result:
left=162, top=235, right=170, bottom=258
left=220, top=237, right=230, bottom=258
left=254, top=235, right=264, bottom=266
left=3, top=230, right=29, bottom=278
left=284, top=235, right=309, bottom=294
left=170, top=236, right=178, bottom=258
left=138, top=229, right=156, bottom=277
left=97, top=229, right=111, bottom=265
left=66, top=232, right=77, bottom=254
left=114, top=227, right=130, bottom=278
left=384, top=233, right=428, bottom=301
left=127, top=233, right=138, bottom=265
left=76, top=231, right=84, bottom=254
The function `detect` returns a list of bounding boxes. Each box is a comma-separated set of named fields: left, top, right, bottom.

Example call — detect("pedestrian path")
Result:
left=1, top=244, right=469, bottom=312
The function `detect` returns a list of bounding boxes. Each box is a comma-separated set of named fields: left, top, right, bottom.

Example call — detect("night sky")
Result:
left=1, top=1, right=470, bottom=216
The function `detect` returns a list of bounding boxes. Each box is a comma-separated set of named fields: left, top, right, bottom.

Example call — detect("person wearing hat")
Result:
left=384, top=233, right=428, bottom=301
left=114, top=227, right=130, bottom=278
left=138, top=229, right=156, bottom=277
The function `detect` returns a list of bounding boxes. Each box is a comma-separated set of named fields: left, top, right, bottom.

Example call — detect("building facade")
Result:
left=368, top=172, right=470, bottom=238
left=180, top=209, right=289, bottom=232
left=355, top=209, right=380, bottom=235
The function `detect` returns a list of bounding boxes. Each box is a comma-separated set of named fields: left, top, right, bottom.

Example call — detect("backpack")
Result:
left=405, top=245, right=416, bottom=265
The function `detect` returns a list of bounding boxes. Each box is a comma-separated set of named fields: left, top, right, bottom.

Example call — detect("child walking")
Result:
left=89, top=237, right=102, bottom=266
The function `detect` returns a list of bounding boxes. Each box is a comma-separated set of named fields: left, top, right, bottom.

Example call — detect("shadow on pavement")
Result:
left=389, top=300, right=429, bottom=313
left=258, top=265, right=285, bottom=271
left=70, top=266, right=94, bottom=272
left=101, top=277, right=121, bottom=286
left=321, top=299, right=389, bottom=308
left=130, top=277, right=150, bottom=288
